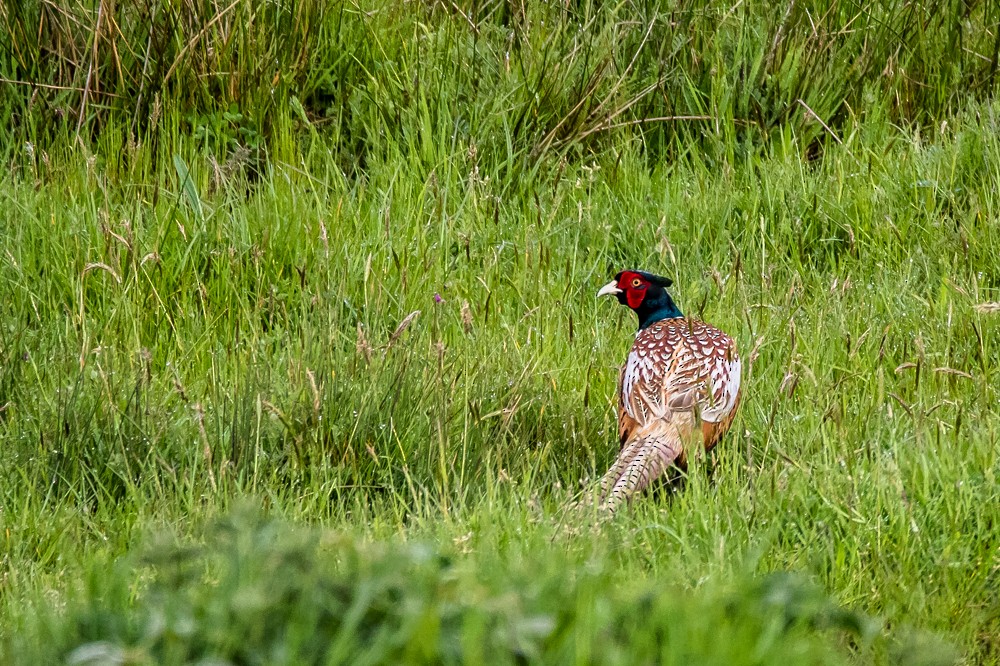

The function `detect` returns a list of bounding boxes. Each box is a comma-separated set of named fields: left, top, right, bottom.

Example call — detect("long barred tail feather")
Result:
left=598, top=429, right=683, bottom=512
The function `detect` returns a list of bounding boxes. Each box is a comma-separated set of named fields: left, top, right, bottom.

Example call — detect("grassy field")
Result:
left=2, top=1, right=1000, bottom=663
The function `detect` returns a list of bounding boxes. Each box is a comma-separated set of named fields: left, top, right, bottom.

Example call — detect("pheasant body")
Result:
left=594, top=270, right=742, bottom=512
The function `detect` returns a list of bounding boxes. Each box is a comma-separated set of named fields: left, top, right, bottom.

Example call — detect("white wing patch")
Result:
left=621, top=348, right=657, bottom=421
left=701, top=355, right=741, bottom=423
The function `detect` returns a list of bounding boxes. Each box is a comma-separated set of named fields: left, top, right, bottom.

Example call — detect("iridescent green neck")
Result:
left=636, top=292, right=683, bottom=329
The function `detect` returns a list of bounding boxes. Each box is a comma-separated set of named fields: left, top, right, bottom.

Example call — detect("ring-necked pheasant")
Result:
left=592, top=270, right=742, bottom=512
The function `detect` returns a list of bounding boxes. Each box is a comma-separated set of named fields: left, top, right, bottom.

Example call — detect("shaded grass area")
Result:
left=3, top=0, right=999, bottom=174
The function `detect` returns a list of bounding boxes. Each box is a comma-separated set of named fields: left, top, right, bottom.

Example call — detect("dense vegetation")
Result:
left=2, top=1, right=999, bottom=663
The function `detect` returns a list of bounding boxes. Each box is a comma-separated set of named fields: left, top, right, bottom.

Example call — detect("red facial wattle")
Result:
left=617, top=272, right=646, bottom=309
left=626, top=286, right=645, bottom=309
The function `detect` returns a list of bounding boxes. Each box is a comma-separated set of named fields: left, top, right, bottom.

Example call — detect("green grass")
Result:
left=2, top=1, right=1000, bottom=664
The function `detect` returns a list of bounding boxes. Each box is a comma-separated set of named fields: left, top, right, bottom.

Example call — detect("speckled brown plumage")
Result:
left=592, top=270, right=742, bottom=512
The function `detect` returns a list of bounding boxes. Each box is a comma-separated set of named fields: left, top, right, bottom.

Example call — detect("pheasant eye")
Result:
left=631, top=278, right=642, bottom=288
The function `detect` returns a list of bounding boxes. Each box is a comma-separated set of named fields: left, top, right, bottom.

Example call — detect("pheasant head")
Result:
left=597, top=270, right=683, bottom=330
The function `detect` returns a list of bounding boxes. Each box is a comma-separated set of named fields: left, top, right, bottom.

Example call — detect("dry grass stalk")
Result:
left=973, top=302, right=1000, bottom=314
left=461, top=300, right=473, bottom=334
left=386, top=310, right=421, bottom=351
left=356, top=324, right=373, bottom=363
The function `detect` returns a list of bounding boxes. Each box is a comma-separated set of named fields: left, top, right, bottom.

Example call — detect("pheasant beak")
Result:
left=597, top=280, right=622, bottom=298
